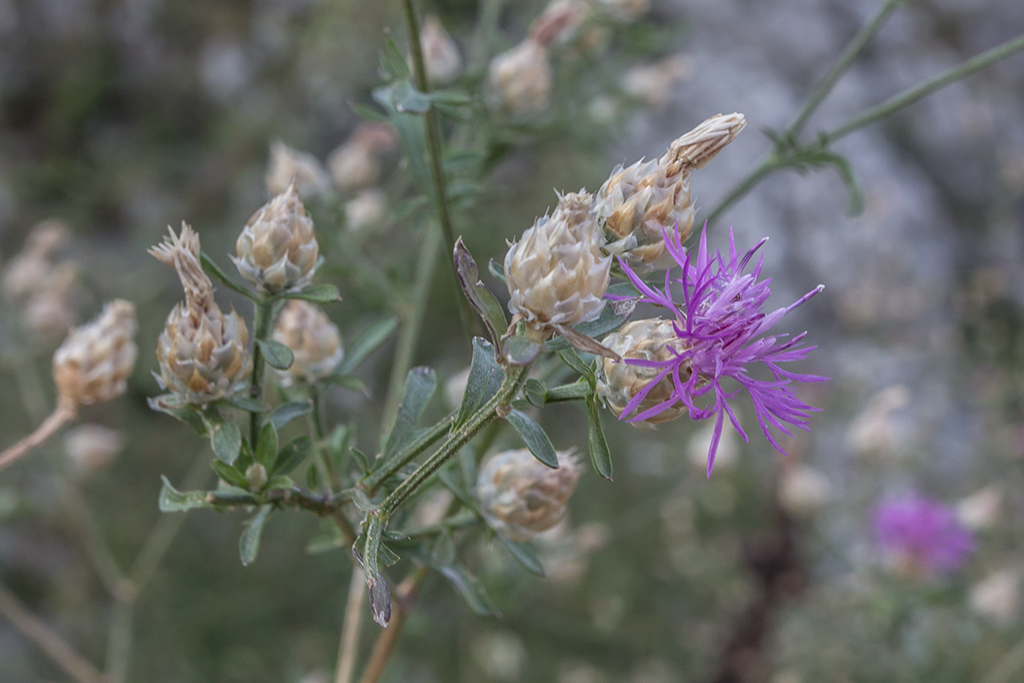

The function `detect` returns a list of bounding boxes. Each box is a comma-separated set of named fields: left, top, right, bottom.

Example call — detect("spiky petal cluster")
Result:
left=614, top=225, right=827, bottom=476
left=594, top=113, right=746, bottom=266
left=234, top=182, right=319, bottom=294
left=476, top=449, right=581, bottom=542
left=271, top=300, right=343, bottom=385
left=874, top=495, right=974, bottom=578
left=504, top=191, right=611, bottom=342
left=52, top=300, right=137, bottom=409
left=151, top=224, right=252, bottom=404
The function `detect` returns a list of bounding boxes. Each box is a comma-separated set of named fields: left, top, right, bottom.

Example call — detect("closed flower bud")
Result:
left=271, top=300, right=343, bottom=384
left=265, top=141, right=331, bottom=199
left=476, top=449, right=581, bottom=542
left=487, top=39, right=552, bottom=116
left=420, top=15, right=461, bottom=84
left=595, top=113, right=746, bottom=265
left=234, top=183, right=319, bottom=294
left=151, top=224, right=252, bottom=404
left=52, top=299, right=137, bottom=409
left=245, top=463, right=269, bottom=492
left=596, top=318, right=690, bottom=427
left=505, top=191, right=610, bottom=341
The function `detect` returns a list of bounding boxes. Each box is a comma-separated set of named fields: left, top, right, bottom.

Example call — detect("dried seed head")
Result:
left=476, top=449, right=581, bottom=542
left=595, top=113, right=746, bottom=265
left=64, top=424, right=124, bottom=475
left=52, top=300, right=137, bottom=409
left=265, top=141, right=331, bottom=199
left=234, top=183, right=319, bottom=294
left=596, top=318, right=690, bottom=427
left=504, top=191, right=610, bottom=341
left=271, top=300, right=343, bottom=385
left=420, top=15, right=461, bottom=84
left=486, top=39, right=552, bottom=116
left=529, top=0, right=589, bottom=47
left=152, top=224, right=252, bottom=404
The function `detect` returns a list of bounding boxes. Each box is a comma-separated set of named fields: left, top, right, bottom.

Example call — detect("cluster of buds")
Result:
left=418, top=15, right=462, bottom=85
left=234, top=182, right=319, bottom=294
left=504, top=191, right=611, bottom=342
left=486, top=38, right=552, bottom=116
left=271, top=300, right=343, bottom=385
left=151, top=224, right=252, bottom=404
left=2, top=220, right=79, bottom=342
left=476, top=449, right=581, bottom=542
left=328, top=122, right=397, bottom=195
left=594, top=112, right=747, bottom=266
left=265, top=141, right=331, bottom=200
left=52, top=299, right=138, bottom=411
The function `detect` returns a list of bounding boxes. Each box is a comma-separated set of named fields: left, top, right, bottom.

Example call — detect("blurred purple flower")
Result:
left=615, top=225, right=827, bottom=475
left=874, top=495, right=974, bottom=577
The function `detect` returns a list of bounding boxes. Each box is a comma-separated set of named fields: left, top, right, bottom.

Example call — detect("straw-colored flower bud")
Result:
left=487, top=39, right=552, bottom=116
left=234, top=183, right=319, bottom=294
left=64, top=424, right=124, bottom=475
left=344, top=189, right=389, bottom=235
left=265, top=141, right=331, bottom=199
left=595, top=113, right=746, bottom=265
left=596, top=318, right=690, bottom=427
left=476, top=449, right=581, bottom=542
left=505, top=192, right=609, bottom=342
left=3, top=220, right=72, bottom=302
left=420, top=15, right=461, bottom=84
left=529, top=0, right=588, bottom=47
left=151, top=224, right=252, bottom=404
left=271, top=300, right=343, bottom=384
left=52, top=300, right=137, bottom=409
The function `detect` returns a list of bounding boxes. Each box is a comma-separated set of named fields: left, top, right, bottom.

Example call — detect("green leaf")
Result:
left=147, top=396, right=207, bottom=435
left=544, top=379, right=591, bottom=403
left=391, top=79, right=432, bottom=114
left=322, top=374, right=369, bottom=395
left=523, top=379, right=547, bottom=407
left=437, top=467, right=478, bottom=512
left=494, top=534, right=546, bottom=577
left=337, top=318, right=399, bottom=375
left=158, top=476, right=212, bottom=512
left=502, top=334, right=541, bottom=366
left=349, top=447, right=371, bottom=474
left=359, top=514, right=392, bottom=627
left=436, top=563, right=500, bottom=617
left=224, top=395, right=265, bottom=413
left=350, top=101, right=388, bottom=123
left=209, top=420, right=242, bottom=466
left=211, top=460, right=249, bottom=489
left=257, top=339, right=294, bottom=370
left=271, top=435, right=312, bottom=476
left=487, top=258, right=506, bottom=284
left=199, top=251, right=258, bottom=301
left=267, top=401, right=312, bottom=432
left=505, top=409, right=558, bottom=468
left=455, top=338, right=504, bottom=427
left=453, top=238, right=508, bottom=349
left=557, top=348, right=596, bottom=384
left=280, top=283, right=341, bottom=304
left=381, top=36, right=411, bottom=80
left=256, top=422, right=279, bottom=467
left=239, top=505, right=272, bottom=566
left=586, top=396, right=614, bottom=481
left=382, top=367, right=437, bottom=460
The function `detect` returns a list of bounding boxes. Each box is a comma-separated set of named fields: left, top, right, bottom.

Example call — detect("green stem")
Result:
left=206, top=485, right=355, bottom=516
left=788, top=0, right=904, bottom=138
left=362, top=411, right=455, bottom=494
left=308, top=384, right=340, bottom=491
left=104, top=599, right=134, bottom=683
left=706, top=158, right=781, bottom=225
left=248, top=298, right=273, bottom=448
left=825, top=31, right=1024, bottom=143
left=544, top=379, right=592, bottom=404
left=378, top=365, right=528, bottom=518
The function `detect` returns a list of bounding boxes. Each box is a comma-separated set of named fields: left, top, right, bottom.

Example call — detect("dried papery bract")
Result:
left=486, top=39, right=552, bottom=116
left=504, top=191, right=611, bottom=342
left=477, top=449, right=581, bottom=542
left=265, top=140, right=331, bottom=199
left=234, top=182, right=319, bottom=295
left=271, top=300, right=343, bottom=385
left=596, top=318, right=690, bottom=428
left=53, top=299, right=138, bottom=410
left=420, top=14, right=461, bottom=85
left=595, top=113, right=747, bottom=265
left=152, top=224, right=252, bottom=404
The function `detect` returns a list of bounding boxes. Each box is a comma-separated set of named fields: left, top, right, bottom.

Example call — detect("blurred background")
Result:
left=1, top=0, right=1023, bottom=681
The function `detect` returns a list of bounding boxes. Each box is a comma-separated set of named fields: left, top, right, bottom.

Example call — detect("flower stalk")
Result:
left=248, top=297, right=273, bottom=448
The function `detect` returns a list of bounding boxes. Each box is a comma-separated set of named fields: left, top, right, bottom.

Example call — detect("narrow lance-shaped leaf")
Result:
left=382, top=367, right=437, bottom=460
left=586, top=395, right=613, bottom=481
left=336, top=317, right=399, bottom=375
left=505, top=409, right=558, bottom=468
left=495, top=534, right=546, bottom=577
left=271, top=435, right=312, bottom=477
left=211, top=460, right=249, bottom=490
left=256, top=422, right=279, bottom=467
left=453, top=238, right=507, bottom=350
left=362, top=514, right=392, bottom=627
left=256, top=339, right=294, bottom=370
left=239, top=505, right=272, bottom=566
left=267, top=401, right=313, bottom=432
left=209, top=420, right=242, bottom=466
left=279, top=283, right=341, bottom=304
left=455, top=338, right=504, bottom=427
left=158, top=477, right=213, bottom=512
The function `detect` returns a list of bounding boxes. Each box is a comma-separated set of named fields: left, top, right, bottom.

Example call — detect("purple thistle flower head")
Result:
left=873, top=495, right=974, bottom=577
left=612, top=224, right=828, bottom=476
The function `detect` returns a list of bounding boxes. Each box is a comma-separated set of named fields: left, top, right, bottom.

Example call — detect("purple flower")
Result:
left=874, top=495, right=974, bottom=577
left=615, top=225, right=827, bottom=476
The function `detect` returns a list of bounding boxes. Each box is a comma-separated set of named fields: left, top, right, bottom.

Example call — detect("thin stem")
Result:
left=706, top=158, right=780, bottom=225
left=248, top=298, right=273, bottom=448
left=104, top=599, right=134, bottom=683
left=61, top=480, right=131, bottom=601
left=788, top=0, right=904, bottom=138
left=307, top=384, right=341, bottom=491
left=335, top=568, right=367, bottom=683
left=362, top=411, right=455, bottom=494
left=0, top=579, right=104, bottom=683
left=825, top=31, right=1024, bottom=143
left=0, top=403, right=76, bottom=473
left=357, top=566, right=429, bottom=683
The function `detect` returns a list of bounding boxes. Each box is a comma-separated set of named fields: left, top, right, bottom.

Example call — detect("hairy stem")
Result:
left=0, top=403, right=76, bottom=473
left=248, top=298, right=273, bottom=448
left=362, top=411, right=455, bottom=494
